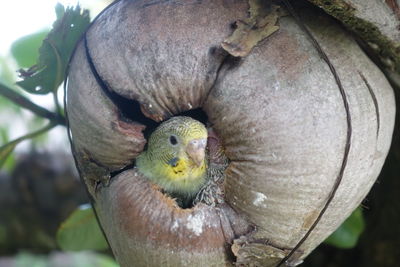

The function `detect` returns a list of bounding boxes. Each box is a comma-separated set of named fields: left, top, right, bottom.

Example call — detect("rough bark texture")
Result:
left=66, top=0, right=396, bottom=266
left=307, top=0, right=400, bottom=88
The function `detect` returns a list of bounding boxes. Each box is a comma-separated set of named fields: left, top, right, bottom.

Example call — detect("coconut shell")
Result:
left=66, top=0, right=395, bottom=266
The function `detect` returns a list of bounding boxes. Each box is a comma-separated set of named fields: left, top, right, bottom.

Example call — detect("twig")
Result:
left=0, top=82, right=66, bottom=126
left=53, top=90, right=63, bottom=116
left=4, top=122, right=58, bottom=147
left=0, top=122, right=58, bottom=168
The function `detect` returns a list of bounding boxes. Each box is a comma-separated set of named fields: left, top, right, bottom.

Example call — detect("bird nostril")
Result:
left=201, top=139, right=207, bottom=147
left=189, top=139, right=207, bottom=149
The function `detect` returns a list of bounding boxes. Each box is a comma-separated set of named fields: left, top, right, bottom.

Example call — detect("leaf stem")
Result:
left=7, top=122, right=57, bottom=146
left=0, top=82, right=66, bottom=126
left=0, top=122, right=58, bottom=168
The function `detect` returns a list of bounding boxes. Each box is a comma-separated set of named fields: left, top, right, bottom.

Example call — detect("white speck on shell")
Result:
left=253, top=192, right=268, bottom=207
left=148, top=104, right=152, bottom=108
left=171, top=220, right=179, bottom=231
left=186, top=212, right=204, bottom=236
left=272, top=81, right=280, bottom=91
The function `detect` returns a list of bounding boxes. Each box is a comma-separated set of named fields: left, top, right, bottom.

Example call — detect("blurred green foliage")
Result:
left=16, top=4, right=90, bottom=95
left=57, top=204, right=108, bottom=252
left=0, top=3, right=90, bottom=171
left=0, top=2, right=119, bottom=266
left=11, top=30, right=49, bottom=68
left=324, top=207, right=365, bottom=249
left=6, top=251, right=118, bottom=267
left=0, top=56, right=18, bottom=89
left=0, top=122, right=56, bottom=169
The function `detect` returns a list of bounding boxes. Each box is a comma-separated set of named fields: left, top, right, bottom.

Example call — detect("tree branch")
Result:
left=0, top=82, right=66, bottom=126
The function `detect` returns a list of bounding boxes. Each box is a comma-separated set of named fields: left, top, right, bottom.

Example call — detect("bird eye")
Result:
left=169, top=135, right=178, bottom=145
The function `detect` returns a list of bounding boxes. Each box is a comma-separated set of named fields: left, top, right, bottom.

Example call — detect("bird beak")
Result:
left=186, top=138, right=207, bottom=167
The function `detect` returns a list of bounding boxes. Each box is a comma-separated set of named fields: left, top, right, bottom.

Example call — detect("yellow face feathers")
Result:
left=136, top=116, right=208, bottom=197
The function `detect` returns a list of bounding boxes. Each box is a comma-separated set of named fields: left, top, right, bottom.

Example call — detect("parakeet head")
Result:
left=136, top=116, right=208, bottom=196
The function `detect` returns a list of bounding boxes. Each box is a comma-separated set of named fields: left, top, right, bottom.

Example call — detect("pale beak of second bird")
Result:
left=186, top=138, right=207, bottom=167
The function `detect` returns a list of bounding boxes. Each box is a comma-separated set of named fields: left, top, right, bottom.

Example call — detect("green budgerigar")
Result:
left=136, top=116, right=208, bottom=202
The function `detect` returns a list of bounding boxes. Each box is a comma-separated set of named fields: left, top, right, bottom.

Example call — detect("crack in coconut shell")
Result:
left=358, top=71, right=380, bottom=138
left=277, top=2, right=352, bottom=265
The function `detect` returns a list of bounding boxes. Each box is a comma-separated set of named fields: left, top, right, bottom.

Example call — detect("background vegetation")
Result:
left=0, top=1, right=398, bottom=266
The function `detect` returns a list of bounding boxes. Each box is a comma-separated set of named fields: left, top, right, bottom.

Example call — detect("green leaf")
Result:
left=324, top=207, right=365, bottom=249
left=11, top=30, right=49, bottom=68
left=57, top=204, right=109, bottom=251
left=17, top=4, right=90, bottom=95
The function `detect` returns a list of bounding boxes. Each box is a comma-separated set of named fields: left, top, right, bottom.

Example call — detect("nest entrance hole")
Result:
left=109, top=90, right=229, bottom=209
left=110, top=88, right=209, bottom=138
